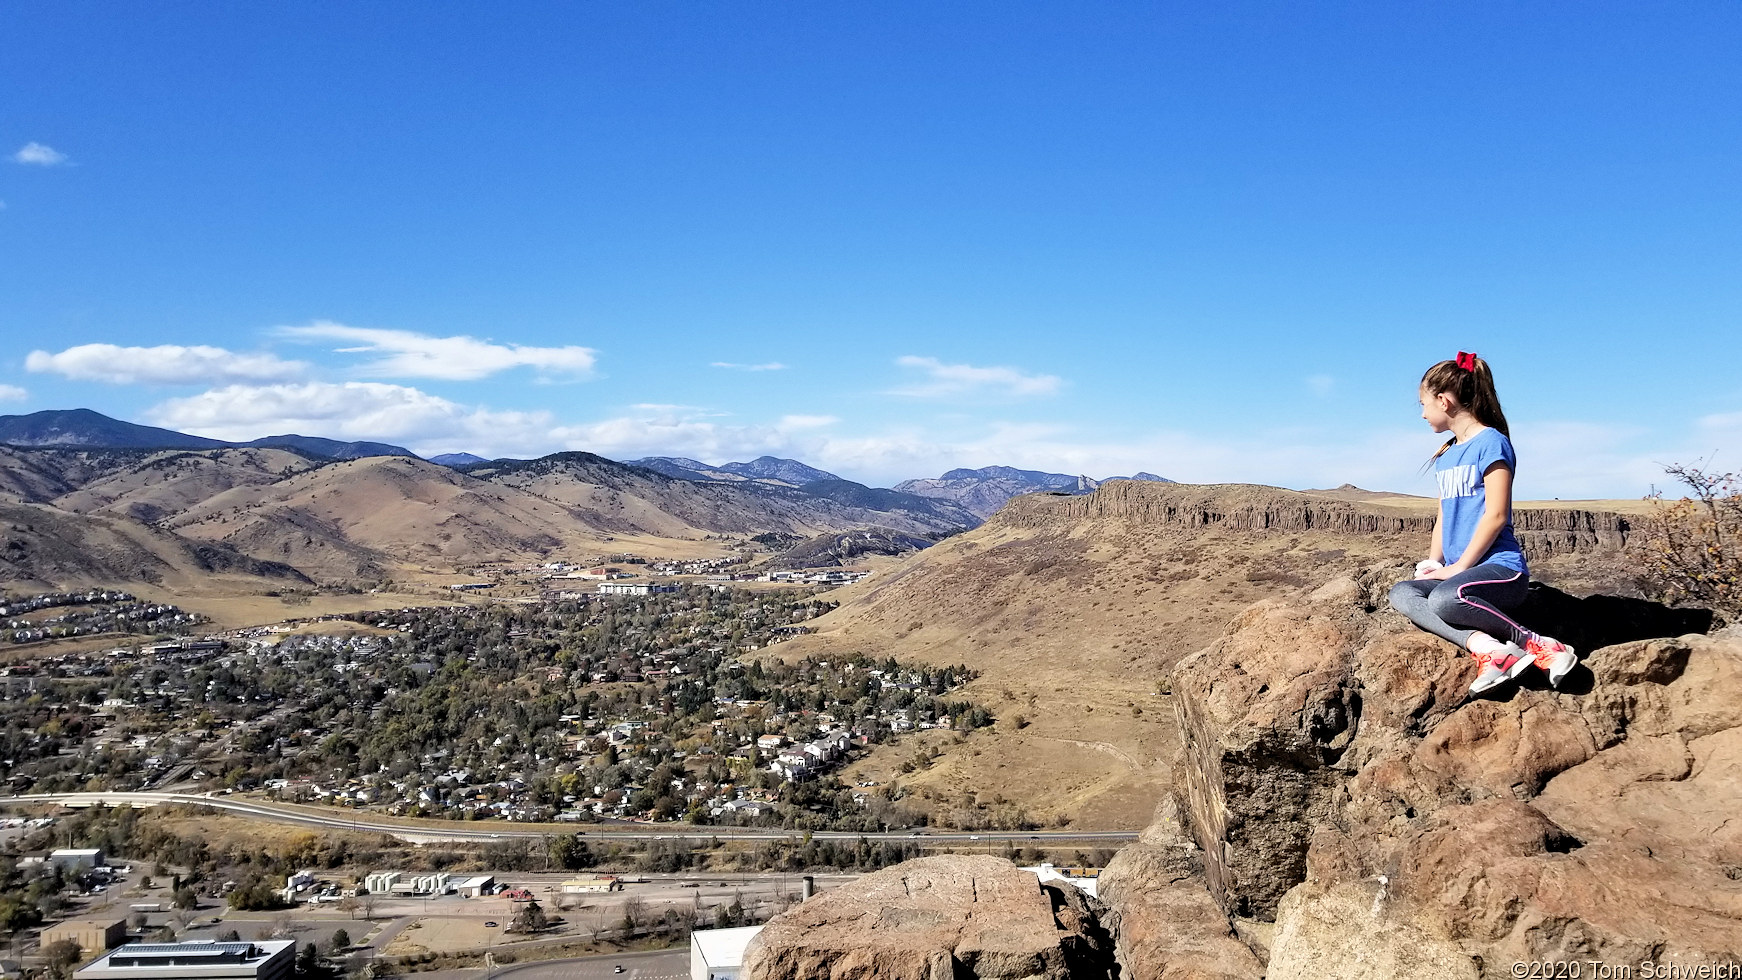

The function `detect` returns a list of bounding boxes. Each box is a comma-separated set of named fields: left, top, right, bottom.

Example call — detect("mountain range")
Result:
left=0, top=442, right=980, bottom=588
left=0, top=410, right=1173, bottom=520
left=0, top=409, right=420, bottom=461
left=0, top=411, right=1179, bottom=587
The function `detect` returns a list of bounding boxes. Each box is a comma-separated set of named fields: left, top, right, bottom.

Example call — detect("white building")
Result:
left=690, top=925, right=762, bottom=980
left=363, top=870, right=452, bottom=895
left=76, top=941, right=295, bottom=980
left=448, top=874, right=496, bottom=898
left=596, top=582, right=677, bottom=596
left=49, top=849, right=105, bottom=871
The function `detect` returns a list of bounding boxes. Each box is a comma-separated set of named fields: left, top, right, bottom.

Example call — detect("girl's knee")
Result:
left=1387, top=580, right=1420, bottom=614
left=1427, top=587, right=1467, bottom=624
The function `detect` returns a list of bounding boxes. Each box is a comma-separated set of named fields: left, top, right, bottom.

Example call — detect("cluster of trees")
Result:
left=11, top=582, right=994, bottom=833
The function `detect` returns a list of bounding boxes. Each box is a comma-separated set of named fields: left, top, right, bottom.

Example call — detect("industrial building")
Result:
left=48, top=849, right=105, bottom=871
left=690, top=926, right=761, bottom=980
left=362, top=871, right=495, bottom=897
left=75, top=941, right=295, bottom=980
left=39, top=918, right=126, bottom=955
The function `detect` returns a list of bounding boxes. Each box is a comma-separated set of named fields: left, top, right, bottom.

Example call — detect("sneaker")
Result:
left=1525, top=636, right=1578, bottom=688
left=1469, top=644, right=1534, bottom=694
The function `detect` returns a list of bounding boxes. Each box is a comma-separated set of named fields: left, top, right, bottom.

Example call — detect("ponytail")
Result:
left=1421, top=352, right=1510, bottom=463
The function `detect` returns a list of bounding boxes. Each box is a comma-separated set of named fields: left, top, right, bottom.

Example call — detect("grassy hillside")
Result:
left=769, top=481, right=1646, bottom=830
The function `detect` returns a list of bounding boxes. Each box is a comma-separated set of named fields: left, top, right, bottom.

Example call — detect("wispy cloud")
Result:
left=0, top=384, right=26, bottom=402
left=25, top=344, right=308, bottom=385
left=711, top=361, right=787, bottom=372
left=280, top=321, right=597, bottom=381
left=890, top=355, right=1062, bottom=398
left=12, top=142, right=68, bottom=166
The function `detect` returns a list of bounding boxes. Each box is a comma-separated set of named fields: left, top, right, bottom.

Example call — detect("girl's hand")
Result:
left=1413, top=559, right=1444, bottom=579
left=1417, top=565, right=1459, bottom=581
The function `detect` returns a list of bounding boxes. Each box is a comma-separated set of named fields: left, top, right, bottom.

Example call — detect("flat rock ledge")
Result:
left=740, top=854, right=1115, bottom=980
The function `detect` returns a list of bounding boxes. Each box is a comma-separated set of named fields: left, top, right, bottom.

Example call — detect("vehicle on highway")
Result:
left=484, top=921, right=498, bottom=928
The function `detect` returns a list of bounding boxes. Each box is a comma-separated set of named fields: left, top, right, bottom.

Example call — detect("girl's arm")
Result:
left=1422, top=463, right=1513, bottom=578
left=1429, top=514, right=1444, bottom=564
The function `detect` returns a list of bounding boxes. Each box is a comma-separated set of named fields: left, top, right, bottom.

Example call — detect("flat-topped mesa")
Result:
left=990, top=480, right=1632, bottom=557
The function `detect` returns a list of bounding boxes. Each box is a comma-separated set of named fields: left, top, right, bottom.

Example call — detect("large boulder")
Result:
left=740, top=854, right=1115, bottom=980
left=1170, top=579, right=1366, bottom=919
left=1096, top=797, right=1264, bottom=980
left=1138, top=575, right=1742, bottom=978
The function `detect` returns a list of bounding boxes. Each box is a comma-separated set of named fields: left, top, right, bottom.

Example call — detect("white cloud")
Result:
left=1306, top=374, right=1335, bottom=397
left=891, top=356, right=1062, bottom=398
left=280, top=321, right=596, bottom=381
left=778, top=415, right=837, bottom=430
left=0, top=384, right=26, bottom=401
left=711, top=361, right=787, bottom=372
left=12, top=142, right=67, bottom=166
left=1697, top=410, right=1742, bottom=434
left=26, top=344, right=308, bottom=385
left=135, top=373, right=1724, bottom=500
left=146, top=382, right=555, bottom=457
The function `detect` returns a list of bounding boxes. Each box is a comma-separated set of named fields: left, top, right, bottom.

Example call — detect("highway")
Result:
left=0, top=791, right=1137, bottom=846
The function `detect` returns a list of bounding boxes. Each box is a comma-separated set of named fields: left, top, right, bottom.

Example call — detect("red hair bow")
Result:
left=1455, top=351, right=1478, bottom=372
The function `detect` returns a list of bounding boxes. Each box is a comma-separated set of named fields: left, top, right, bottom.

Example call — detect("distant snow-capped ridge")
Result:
left=625, top=455, right=843, bottom=486
left=895, top=467, right=1173, bottom=520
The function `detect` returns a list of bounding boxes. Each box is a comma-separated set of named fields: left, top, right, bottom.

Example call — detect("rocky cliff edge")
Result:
left=744, top=572, right=1740, bottom=979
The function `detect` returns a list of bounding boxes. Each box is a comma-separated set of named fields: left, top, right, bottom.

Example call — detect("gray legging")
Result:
left=1388, top=562, right=1534, bottom=650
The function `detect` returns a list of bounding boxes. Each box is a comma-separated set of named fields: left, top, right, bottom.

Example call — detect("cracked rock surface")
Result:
left=741, top=854, right=1115, bottom=980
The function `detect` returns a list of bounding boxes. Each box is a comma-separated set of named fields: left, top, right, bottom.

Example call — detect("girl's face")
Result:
left=1419, top=386, right=1456, bottom=433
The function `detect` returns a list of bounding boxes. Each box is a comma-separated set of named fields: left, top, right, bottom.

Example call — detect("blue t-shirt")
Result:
left=1434, top=427, right=1528, bottom=574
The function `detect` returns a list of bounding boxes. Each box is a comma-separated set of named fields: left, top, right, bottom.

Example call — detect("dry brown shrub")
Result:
left=1640, top=461, right=1742, bottom=623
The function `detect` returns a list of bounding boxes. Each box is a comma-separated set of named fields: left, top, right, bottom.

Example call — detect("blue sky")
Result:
left=3, top=3, right=1739, bottom=497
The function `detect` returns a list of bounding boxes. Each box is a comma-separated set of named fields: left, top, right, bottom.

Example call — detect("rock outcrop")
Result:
left=1154, top=573, right=1742, bottom=977
left=754, top=573, right=1738, bottom=979
left=740, top=854, right=1116, bottom=980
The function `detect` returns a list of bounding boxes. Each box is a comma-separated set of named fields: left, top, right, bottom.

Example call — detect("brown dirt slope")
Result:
left=774, top=481, right=1644, bottom=831
left=0, top=499, right=310, bottom=591
left=164, top=456, right=586, bottom=582
left=51, top=447, right=322, bottom=524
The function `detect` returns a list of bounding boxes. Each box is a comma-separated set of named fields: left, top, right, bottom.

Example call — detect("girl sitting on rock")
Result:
left=1388, top=352, right=1578, bottom=694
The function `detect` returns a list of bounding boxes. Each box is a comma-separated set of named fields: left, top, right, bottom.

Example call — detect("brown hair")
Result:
left=1423, top=354, right=1510, bottom=461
